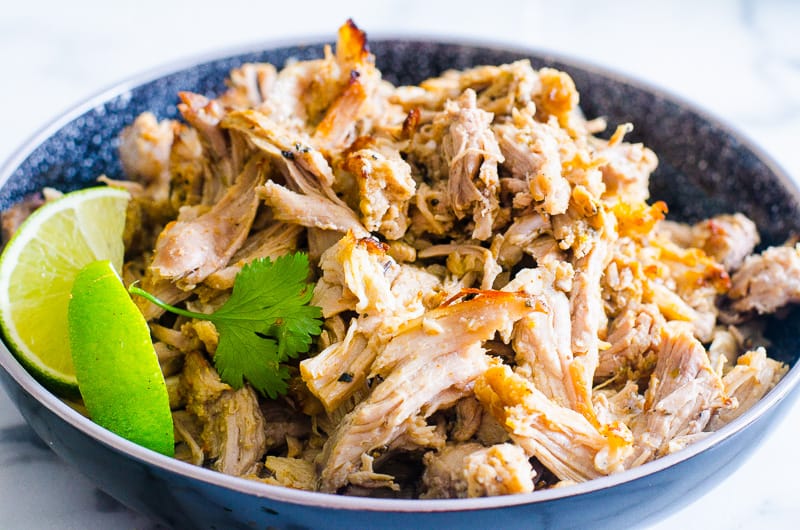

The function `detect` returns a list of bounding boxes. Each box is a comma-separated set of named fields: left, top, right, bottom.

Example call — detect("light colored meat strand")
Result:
left=304, top=237, right=444, bottom=413
left=475, top=363, right=632, bottom=482
left=421, top=442, right=485, bottom=499
left=300, top=315, right=381, bottom=414
left=118, top=112, right=175, bottom=204
left=707, top=348, right=787, bottom=430
left=728, top=244, right=800, bottom=314
left=369, top=292, right=532, bottom=379
left=418, top=243, right=502, bottom=290
left=421, top=442, right=534, bottom=499
left=495, top=116, right=570, bottom=215
left=596, top=303, right=664, bottom=379
left=569, top=237, right=609, bottom=420
left=181, top=351, right=267, bottom=477
left=318, top=343, right=489, bottom=492
left=149, top=157, right=264, bottom=289
left=310, top=231, right=398, bottom=318
left=344, top=137, right=416, bottom=240
left=203, top=222, right=303, bottom=290
left=503, top=268, right=575, bottom=408
left=464, top=443, right=535, bottom=497
left=627, top=326, right=728, bottom=467
left=690, top=213, right=759, bottom=272
left=318, top=292, right=529, bottom=491
left=599, top=140, right=657, bottom=204
left=441, top=89, right=503, bottom=240
left=257, top=181, right=368, bottom=237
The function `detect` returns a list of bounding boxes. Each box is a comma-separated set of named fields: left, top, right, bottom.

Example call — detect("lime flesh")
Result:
left=68, top=259, right=174, bottom=456
left=0, top=186, right=130, bottom=396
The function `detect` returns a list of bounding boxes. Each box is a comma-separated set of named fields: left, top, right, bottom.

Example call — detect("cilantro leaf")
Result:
left=130, top=252, right=322, bottom=399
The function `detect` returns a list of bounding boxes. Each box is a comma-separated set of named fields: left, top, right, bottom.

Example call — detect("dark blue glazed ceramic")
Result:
left=1, top=39, right=800, bottom=530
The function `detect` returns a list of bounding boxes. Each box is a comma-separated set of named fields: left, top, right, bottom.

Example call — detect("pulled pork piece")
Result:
left=301, top=315, right=383, bottom=414
left=117, top=112, right=176, bottom=205
left=318, top=292, right=529, bottom=492
left=475, top=363, right=632, bottom=482
left=627, top=326, right=728, bottom=467
left=496, top=112, right=571, bottom=215
left=593, top=381, right=645, bottom=428
left=369, top=292, right=531, bottom=379
left=258, top=181, right=368, bottom=237
left=421, top=442, right=534, bottom=499
left=418, top=243, right=502, bottom=290
left=203, top=222, right=303, bottom=290
left=533, top=68, right=579, bottom=129
left=689, top=213, right=759, bottom=272
left=150, top=322, right=202, bottom=355
left=392, top=59, right=541, bottom=116
left=150, top=156, right=265, bottom=289
left=342, top=136, right=416, bottom=239
left=421, top=442, right=485, bottom=499
left=262, top=456, right=317, bottom=491
left=311, top=231, right=399, bottom=318
left=451, top=397, right=483, bottom=442
left=569, top=235, right=611, bottom=420
left=440, top=89, right=503, bottom=240
left=312, top=20, right=385, bottom=152
left=410, top=180, right=456, bottom=237
left=728, top=244, right=800, bottom=315
left=318, top=343, right=490, bottom=492
left=707, top=326, right=742, bottom=373
left=223, top=109, right=341, bottom=202
left=218, top=63, right=277, bottom=109
left=464, top=443, right=535, bottom=498
left=599, top=135, right=658, bottom=204
left=388, top=415, right=447, bottom=454
left=177, top=91, right=234, bottom=187
left=311, top=68, right=371, bottom=152
left=475, top=408, right=510, bottom=446
left=168, top=124, right=207, bottom=210
left=646, top=235, right=730, bottom=342
left=596, top=303, right=664, bottom=380
left=226, top=109, right=372, bottom=238
left=172, top=410, right=204, bottom=466
left=503, top=268, right=575, bottom=409
left=304, top=236, right=446, bottom=414
left=496, top=212, right=551, bottom=267
left=551, top=190, right=605, bottom=260
left=181, top=351, right=267, bottom=476
left=707, top=348, right=787, bottom=430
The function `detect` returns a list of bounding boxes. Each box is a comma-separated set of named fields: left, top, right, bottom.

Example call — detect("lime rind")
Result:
left=68, top=259, right=174, bottom=456
left=0, top=186, right=130, bottom=396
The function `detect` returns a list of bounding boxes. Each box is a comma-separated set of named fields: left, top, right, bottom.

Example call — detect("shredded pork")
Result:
left=12, top=20, right=794, bottom=499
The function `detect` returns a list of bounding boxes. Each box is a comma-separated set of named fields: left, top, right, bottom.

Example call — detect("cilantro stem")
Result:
left=128, top=284, right=213, bottom=321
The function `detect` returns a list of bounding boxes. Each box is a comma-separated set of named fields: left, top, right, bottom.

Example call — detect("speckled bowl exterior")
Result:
left=1, top=39, right=800, bottom=530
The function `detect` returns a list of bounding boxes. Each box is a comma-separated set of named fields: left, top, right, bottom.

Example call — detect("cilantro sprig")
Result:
left=130, top=253, right=322, bottom=399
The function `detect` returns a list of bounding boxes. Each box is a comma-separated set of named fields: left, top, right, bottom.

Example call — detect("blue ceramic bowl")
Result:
left=1, top=39, right=800, bottom=530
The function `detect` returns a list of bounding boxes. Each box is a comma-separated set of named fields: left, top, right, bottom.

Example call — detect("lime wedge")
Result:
left=0, top=186, right=130, bottom=397
left=68, top=260, right=174, bottom=456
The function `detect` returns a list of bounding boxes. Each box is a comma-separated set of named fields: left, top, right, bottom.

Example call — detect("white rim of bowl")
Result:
left=1, top=33, right=799, bottom=514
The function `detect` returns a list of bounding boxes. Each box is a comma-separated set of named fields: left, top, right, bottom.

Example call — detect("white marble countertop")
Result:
left=1, top=0, right=799, bottom=528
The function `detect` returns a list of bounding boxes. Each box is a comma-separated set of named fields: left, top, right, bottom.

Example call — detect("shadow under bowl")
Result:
left=2, top=38, right=800, bottom=530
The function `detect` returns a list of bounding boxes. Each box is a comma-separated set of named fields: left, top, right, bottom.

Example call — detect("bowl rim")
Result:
left=1, top=33, right=800, bottom=514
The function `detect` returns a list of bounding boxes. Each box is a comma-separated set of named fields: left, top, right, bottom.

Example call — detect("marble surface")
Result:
left=1, top=0, right=799, bottom=528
